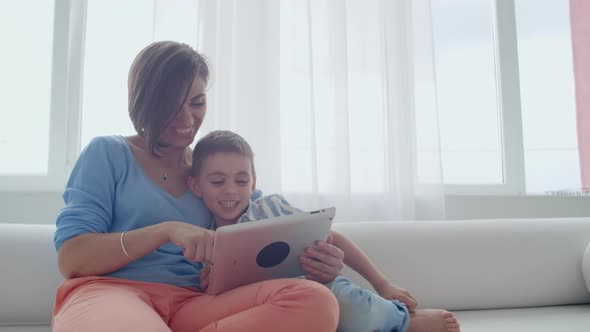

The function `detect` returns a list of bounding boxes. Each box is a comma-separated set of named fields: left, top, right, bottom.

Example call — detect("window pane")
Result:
left=515, top=0, right=580, bottom=193
left=525, top=149, right=579, bottom=194
left=431, top=0, right=502, bottom=184
left=82, top=0, right=204, bottom=150
left=81, top=0, right=155, bottom=149
left=0, top=1, right=54, bottom=175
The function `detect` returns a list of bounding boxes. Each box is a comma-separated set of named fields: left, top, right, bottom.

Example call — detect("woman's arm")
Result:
left=56, top=137, right=216, bottom=279
left=58, top=221, right=215, bottom=278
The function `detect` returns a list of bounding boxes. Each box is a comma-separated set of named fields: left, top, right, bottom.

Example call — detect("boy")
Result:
left=188, top=130, right=461, bottom=332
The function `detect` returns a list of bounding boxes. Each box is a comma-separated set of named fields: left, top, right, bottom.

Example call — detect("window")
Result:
left=515, top=0, right=579, bottom=194
left=81, top=0, right=154, bottom=149
left=1, top=0, right=86, bottom=191
left=431, top=0, right=578, bottom=194
left=431, top=0, right=503, bottom=185
left=0, top=0, right=582, bottom=198
left=0, top=1, right=55, bottom=176
left=81, top=0, right=212, bottom=149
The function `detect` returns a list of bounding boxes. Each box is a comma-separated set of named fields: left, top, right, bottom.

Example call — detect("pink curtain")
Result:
left=570, top=0, right=590, bottom=188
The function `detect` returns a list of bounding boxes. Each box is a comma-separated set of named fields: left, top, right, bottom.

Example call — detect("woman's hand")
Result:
left=375, top=282, right=418, bottom=313
left=166, top=221, right=216, bottom=263
left=299, top=234, right=345, bottom=284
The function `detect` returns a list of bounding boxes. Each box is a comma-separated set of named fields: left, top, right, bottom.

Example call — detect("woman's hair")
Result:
left=192, top=130, right=256, bottom=180
left=128, top=41, right=210, bottom=156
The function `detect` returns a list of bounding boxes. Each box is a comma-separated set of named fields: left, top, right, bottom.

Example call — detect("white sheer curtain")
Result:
left=85, top=0, right=445, bottom=222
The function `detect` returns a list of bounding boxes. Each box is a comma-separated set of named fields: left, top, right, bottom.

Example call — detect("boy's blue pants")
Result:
left=327, top=276, right=410, bottom=332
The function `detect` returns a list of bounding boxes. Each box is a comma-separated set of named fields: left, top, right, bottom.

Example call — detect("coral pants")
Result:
left=52, top=276, right=339, bottom=332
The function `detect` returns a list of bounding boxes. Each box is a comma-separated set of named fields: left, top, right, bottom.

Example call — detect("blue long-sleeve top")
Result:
left=54, top=135, right=213, bottom=288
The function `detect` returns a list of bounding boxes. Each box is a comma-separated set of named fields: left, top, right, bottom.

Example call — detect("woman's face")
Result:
left=158, top=75, right=207, bottom=149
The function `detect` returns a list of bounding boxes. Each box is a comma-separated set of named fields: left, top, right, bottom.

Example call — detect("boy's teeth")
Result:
left=219, top=201, right=238, bottom=207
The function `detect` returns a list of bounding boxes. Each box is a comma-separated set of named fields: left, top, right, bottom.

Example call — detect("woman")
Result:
left=52, top=41, right=340, bottom=332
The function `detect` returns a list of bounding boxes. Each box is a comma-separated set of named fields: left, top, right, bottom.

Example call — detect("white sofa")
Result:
left=1, top=218, right=590, bottom=332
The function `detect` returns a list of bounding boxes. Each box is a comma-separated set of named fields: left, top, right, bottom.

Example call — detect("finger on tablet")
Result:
left=326, top=234, right=334, bottom=244
left=304, top=249, right=343, bottom=275
left=300, top=257, right=319, bottom=274
left=300, top=256, right=332, bottom=275
left=300, top=258, right=313, bottom=270
left=315, top=241, right=344, bottom=259
left=305, top=247, right=337, bottom=265
left=299, top=255, right=320, bottom=266
left=315, top=240, right=327, bottom=249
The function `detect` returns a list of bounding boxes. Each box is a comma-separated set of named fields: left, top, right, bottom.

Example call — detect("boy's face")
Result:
left=189, top=152, right=255, bottom=228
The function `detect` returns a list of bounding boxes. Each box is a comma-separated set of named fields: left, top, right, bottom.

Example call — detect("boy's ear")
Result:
left=251, top=177, right=256, bottom=192
left=188, top=175, right=203, bottom=197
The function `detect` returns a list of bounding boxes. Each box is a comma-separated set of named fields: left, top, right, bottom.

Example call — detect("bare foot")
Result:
left=407, top=309, right=461, bottom=332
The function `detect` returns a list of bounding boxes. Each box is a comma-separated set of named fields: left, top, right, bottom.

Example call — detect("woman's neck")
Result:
left=158, top=146, right=192, bottom=169
left=129, top=135, right=192, bottom=169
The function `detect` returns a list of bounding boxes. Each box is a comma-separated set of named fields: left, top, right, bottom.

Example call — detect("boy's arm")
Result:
left=330, top=230, right=418, bottom=311
left=329, top=230, right=388, bottom=288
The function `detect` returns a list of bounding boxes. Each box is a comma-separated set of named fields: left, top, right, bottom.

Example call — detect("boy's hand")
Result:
left=199, top=263, right=211, bottom=292
left=299, top=236, right=344, bottom=284
left=375, top=282, right=418, bottom=313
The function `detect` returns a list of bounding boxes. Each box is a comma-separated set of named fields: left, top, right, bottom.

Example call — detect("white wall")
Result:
left=2, top=191, right=590, bottom=224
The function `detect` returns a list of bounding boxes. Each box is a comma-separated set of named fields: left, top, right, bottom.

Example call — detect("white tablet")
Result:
left=205, top=207, right=336, bottom=295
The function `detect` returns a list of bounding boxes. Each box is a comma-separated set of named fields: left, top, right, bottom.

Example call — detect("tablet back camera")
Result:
left=256, top=241, right=290, bottom=268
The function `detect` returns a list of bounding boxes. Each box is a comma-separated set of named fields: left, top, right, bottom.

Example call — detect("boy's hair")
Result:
left=192, top=130, right=256, bottom=179
left=128, top=41, right=210, bottom=156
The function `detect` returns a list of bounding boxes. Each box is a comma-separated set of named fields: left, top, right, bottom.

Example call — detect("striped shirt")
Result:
left=237, top=194, right=302, bottom=223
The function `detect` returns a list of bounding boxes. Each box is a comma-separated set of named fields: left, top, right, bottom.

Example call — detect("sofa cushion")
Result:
left=0, top=224, right=62, bottom=325
left=335, top=218, right=590, bottom=310
left=583, top=241, right=590, bottom=293
left=455, top=304, right=590, bottom=332
left=2, top=219, right=590, bottom=328
left=2, top=305, right=588, bottom=332
left=0, top=327, right=50, bottom=332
